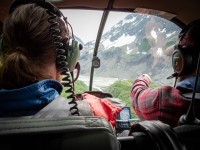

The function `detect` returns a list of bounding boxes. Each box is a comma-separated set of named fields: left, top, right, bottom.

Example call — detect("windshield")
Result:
left=61, top=9, right=182, bottom=118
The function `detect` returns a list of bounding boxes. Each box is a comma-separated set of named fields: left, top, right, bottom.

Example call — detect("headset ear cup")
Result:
left=172, top=48, right=195, bottom=76
left=67, top=40, right=80, bottom=72
left=172, top=50, right=184, bottom=75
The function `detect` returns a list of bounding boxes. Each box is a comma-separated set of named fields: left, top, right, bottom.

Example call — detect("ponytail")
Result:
left=0, top=4, right=62, bottom=89
left=0, top=49, right=44, bottom=89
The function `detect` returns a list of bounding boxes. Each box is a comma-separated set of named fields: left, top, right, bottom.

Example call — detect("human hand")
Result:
left=137, top=74, right=152, bottom=84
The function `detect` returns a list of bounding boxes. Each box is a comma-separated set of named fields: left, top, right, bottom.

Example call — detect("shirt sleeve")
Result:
left=130, top=75, right=189, bottom=127
left=130, top=75, right=160, bottom=120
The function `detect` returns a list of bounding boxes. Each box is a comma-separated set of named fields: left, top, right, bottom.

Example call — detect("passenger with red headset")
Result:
left=130, top=19, right=200, bottom=127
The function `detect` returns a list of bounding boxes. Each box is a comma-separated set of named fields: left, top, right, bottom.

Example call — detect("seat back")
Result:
left=117, top=120, right=187, bottom=150
left=174, top=125, right=200, bottom=150
left=0, top=116, right=120, bottom=150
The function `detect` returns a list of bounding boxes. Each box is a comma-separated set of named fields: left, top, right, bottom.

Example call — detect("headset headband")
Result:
left=178, top=20, right=200, bottom=50
left=9, top=0, right=61, bottom=16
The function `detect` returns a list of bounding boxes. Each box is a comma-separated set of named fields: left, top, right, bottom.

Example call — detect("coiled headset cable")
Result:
left=46, top=6, right=80, bottom=116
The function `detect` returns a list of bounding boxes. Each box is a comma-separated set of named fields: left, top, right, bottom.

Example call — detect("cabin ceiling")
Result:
left=0, top=0, right=200, bottom=25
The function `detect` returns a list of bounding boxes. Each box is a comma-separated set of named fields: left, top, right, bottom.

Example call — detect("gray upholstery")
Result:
left=0, top=116, right=120, bottom=150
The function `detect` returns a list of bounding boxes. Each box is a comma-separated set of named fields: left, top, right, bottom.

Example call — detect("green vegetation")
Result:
left=61, top=80, right=88, bottom=98
left=105, top=80, right=137, bottom=118
left=137, top=38, right=151, bottom=52
left=105, top=79, right=160, bottom=119
left=61, top=78, right=160, bottom=120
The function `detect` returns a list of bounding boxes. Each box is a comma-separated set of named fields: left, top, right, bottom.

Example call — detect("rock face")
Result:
left=78, top=14, right=181, bottom=86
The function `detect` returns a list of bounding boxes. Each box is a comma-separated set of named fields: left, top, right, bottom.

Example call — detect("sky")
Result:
left=61, top=9, right=128, bottom=43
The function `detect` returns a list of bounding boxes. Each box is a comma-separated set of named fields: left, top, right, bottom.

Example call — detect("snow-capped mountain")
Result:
left=78, top=13, right=181, bottom=85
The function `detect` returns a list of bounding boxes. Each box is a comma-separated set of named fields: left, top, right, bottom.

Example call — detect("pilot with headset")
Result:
left=130, top=19, right=200, bottom=127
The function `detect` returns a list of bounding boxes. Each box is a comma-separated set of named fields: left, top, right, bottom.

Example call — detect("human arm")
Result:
left=130, top=74, right=159, bottom=120
left=130, top=74, right=191, bottom=127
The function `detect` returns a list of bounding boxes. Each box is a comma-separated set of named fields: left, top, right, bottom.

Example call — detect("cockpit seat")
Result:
left=118, top=120, right=187, bottom=150
left=0, top=116, right=120, bottom=150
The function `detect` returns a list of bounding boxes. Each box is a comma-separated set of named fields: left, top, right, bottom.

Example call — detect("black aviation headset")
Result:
left=170, top=20, right=200, bottom=78
left=0, top=0, right=82, bottom=115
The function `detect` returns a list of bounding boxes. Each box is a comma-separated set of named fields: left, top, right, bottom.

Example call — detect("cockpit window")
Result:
left=98, top=12, right=181, bottom=85
left=61, top=9, right=182, bottom=118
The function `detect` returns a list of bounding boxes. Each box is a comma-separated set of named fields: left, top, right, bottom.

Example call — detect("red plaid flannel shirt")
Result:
left=130, top=75, right=193, bottom=127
